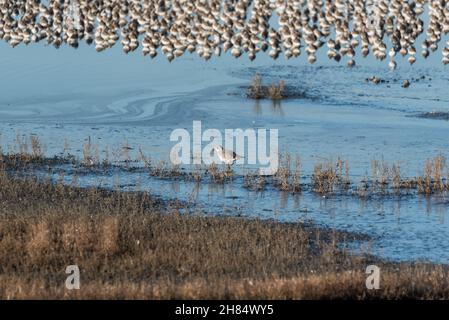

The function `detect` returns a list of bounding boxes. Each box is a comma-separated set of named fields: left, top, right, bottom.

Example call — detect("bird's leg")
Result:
left=225, top=163, right=232, bottom=178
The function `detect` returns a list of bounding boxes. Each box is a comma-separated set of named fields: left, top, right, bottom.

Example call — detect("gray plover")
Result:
left=213, top=145, right=242, bottom=165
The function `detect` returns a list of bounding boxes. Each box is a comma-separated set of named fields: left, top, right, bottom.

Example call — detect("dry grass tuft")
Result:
left=98, top=216, right=120, bottom=254
left=267, top=80, right=286, bottom=100
left=312, top=160, right=343, bottom=194
left=207, top=163, right=233, bottom=183
left=247, top=74, right=287, bottom=100
left=418, top=154, right=447, bottom=194
left=248, top=74, right=264, bottom=99
left=26, top=221, right=51, bottom=260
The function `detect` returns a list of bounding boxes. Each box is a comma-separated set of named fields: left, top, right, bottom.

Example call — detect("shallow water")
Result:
left=1, top=42, right=449, bottom=263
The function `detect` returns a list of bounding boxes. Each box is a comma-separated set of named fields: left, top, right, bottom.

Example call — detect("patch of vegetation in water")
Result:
left=246, top=74, right=306, bottom=100
left=3, top=136, right=449, bottom=199
left=412, top=111, right=449, bottom=121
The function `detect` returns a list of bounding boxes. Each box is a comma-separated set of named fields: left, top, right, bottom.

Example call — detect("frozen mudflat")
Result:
left=1, top=43, right=449, bottom=263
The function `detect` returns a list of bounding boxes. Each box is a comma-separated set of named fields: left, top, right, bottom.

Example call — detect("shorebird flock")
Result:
left=1, top=0, right=449, bottom=68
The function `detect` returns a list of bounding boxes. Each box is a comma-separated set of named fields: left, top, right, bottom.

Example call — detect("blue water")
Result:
left=1, top=41, right=449, bottom=263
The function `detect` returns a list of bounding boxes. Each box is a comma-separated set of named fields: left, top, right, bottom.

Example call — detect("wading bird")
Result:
left=213, top=145, right=242, bottom=165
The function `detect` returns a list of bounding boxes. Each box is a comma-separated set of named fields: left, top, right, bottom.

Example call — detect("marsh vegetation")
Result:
left=247, top=74, right=286, bottom=100
left=246, top=74, right=307, bottom=100
left=2, top=158, right=449, bottom=299
left=3, top=135, right=449, bottom=199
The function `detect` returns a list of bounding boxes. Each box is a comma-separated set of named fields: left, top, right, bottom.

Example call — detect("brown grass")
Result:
left=267, top=80, right=286, bottom=100
left=271, top=154, right=302, bottom=192
left=207, top=162, right=233, bottom=183
left=312, top=159, right=346, bottom=194
left=244, top=170, right=265, bottom=191
left=1, top=159, right=449, bottom=299
left=418, top=154, right=447, bottom=194
left=248, top=74, right=264, bottom=99
left=247, top=74, right=287, bottom=100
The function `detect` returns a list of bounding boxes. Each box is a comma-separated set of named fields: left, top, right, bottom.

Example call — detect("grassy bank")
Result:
left=0, top=169, right=448, bottom=299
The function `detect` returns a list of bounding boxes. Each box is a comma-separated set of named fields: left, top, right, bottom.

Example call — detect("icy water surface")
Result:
left=1, top=42, right=449, bottom=263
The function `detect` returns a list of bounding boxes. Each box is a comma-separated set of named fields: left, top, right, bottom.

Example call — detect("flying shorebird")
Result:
left=4, top=0, right=449, bottom=66
left=213, top=145, right=242, bottom=165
